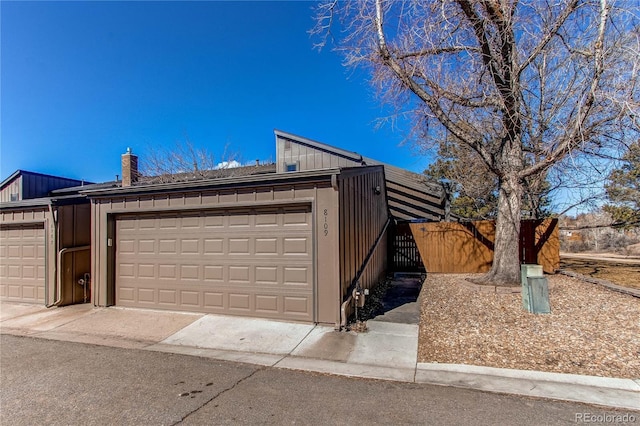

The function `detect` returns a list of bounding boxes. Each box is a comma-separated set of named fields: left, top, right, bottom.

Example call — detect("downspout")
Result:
left=46, top=203, right=59, bottom=308
left=53, top=246, right=91, bottom=306
left=339, top=217, right=391, bottom=329
left=331, top=172, right=339, bottom=328
left=340, top=295, right=353, bottom=330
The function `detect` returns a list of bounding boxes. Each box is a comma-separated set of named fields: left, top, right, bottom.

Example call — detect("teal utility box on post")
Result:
left=527, top=276, right=551, bottom=314
left=521, top=264, right=550, bottom=314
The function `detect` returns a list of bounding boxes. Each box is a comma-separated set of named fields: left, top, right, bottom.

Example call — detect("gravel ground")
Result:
left=418, top=273, right=640, bottom=379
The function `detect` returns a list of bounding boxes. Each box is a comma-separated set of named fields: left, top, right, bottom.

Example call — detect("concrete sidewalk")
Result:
left=1, top=300, right=638, bottom=412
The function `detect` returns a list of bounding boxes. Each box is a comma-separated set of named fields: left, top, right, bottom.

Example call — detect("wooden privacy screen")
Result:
left=389, top=222, right=425, bottom=272
left=408, top=219, right=559, bottom=274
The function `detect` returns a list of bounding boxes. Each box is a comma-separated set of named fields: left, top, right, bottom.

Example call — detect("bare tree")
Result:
left=140, top=139, right=250, bottom=184
left=315, top=0, right=640, bottom=284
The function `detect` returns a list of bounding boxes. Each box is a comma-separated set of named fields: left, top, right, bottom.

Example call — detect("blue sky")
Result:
left=1, top=1, right=431, bottom=184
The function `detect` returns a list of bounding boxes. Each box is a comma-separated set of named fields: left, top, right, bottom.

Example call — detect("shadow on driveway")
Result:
left=370, top=274, right=424, bottom=325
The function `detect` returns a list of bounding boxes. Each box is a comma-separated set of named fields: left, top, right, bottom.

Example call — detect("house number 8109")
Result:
left=323, top=209, right=329, bottom=236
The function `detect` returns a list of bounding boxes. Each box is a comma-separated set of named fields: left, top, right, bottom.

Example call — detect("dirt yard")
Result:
left=560, top=255, right=640, bottom=290
left=419, top=273, right=640, bottom=379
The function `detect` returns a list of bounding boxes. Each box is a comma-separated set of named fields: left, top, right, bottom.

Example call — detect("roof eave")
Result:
left=0, top=194, right=89, bottom=211
left=81, top=168, right=351, bottom=198
left=274, top=130, right=365, bottom=164
left=0, top=170, right=23, bottom=190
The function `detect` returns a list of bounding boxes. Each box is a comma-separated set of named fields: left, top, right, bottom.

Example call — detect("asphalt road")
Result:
left=1, top=335, right=634, bottom=425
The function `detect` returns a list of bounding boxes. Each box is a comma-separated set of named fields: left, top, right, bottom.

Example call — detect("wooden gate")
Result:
left=389, top=222, right=425, bottom=272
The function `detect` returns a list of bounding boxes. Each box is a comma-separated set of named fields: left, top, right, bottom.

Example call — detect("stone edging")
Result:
left=460, top=279, right=521, bottom=294
left=557, top=270, right=640, bottom=298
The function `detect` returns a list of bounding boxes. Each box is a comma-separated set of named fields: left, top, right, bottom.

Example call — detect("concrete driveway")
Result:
left=1, top=274, right=638, bottom=412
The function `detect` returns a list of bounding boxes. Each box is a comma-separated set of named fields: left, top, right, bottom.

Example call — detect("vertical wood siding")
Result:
left=338, top=167, right=389, bottom=300
left=275, top=132, right=446, bottom=221
left=0, top=177, right=22, bottom=202
left=1, top=173, right=85, bottom=202
left=58, top=203, right=92, bottom=305
left=277, top=136, right=361, bottom=172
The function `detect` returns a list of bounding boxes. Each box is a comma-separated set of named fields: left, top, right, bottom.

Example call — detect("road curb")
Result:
left=416, top=363, right=640, bottom=411
left=146, top=339, right=640, bottom=412
left=275, top=356, right=417, bottom=383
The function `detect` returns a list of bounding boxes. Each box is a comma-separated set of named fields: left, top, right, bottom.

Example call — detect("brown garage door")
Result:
left=0, top=224, right=46, bottom=303
left=115, top=206, right=314, bottom=321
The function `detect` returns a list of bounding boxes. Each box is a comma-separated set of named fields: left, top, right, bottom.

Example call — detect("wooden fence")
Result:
left=408, top=218, right=559, bottom=274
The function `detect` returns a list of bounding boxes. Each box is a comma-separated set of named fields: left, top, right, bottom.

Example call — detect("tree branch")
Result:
left=396, top=45, right=479, bottom=59
left=374, top=0, right=495, bottom=170
left=517, top=0, right=579, bottom=78
left=520, top=0, right=611, bottom=179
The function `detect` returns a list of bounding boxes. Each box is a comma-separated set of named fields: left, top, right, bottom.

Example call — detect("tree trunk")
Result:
left=484, top=174, right=523, bottom=285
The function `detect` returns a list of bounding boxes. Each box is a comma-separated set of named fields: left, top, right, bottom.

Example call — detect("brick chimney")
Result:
left=121, top=148, right=138, bottom=187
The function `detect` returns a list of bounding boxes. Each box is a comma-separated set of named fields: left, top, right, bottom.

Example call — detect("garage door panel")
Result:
left=180, top=216, right=200, bottom=228
left=137, top=264, right=156, bottom=279
left=37, top=285, right=46, bottom=301
left=203, top=265, right=223, bottom=281
left=203, top=239, right=223, bottom=254
left=228, top=265, right=250, bottom=283
left=283, top=237, right=310, bottom=255
left=119, top=239, right=135, bottom=254
left=229, top=293, right=250, bottom=310
left=138, top=239, right=156, bottom=254
left=180, top=239, right=200, bottom=254
left=0, top=224, right=46, bottom=304
left=156, top=264, right=175, bottom=279
left=228, top=238, right=250, bottom=254
left=229, top=214, right=250, bottom=227
left=149, top=262, right=310, bottom=281
left=117, top=224, right=313, bottom=263
left=180, top=291, right=200, bottom=306
left=159, top=217, right=178, bottom=229
left=22, top=265, right=36, bottom=279
left=7, top=245, right=20, bottom=258
left=180, top=264, right=200, bottom=280
left=255, top=266, right=278, bottom=284
left=204, top=292, right=224, bottom=308
left=159, top=289, right=177, bottom=304
left=283, top=210, right=311, bottom=226
left=119, top=263, right=135, bottom=278
left=255, top=295, right=278, bottom=313
left=204, top=214, right=224, bottom=228
left=137, top=288, right=156, bottom=303
left=118, top=287, right=135, bottom=301
left=7, top=285, right=21, bottom=298
left=255, top=212, right=278, bottom=226
left=159, top=239, right=178, bottom=254
left=284, top=266, right=310, bottom=286
left=116, top=206, right=314, bottom=321
left=284, top=296, right=310, bottom=316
